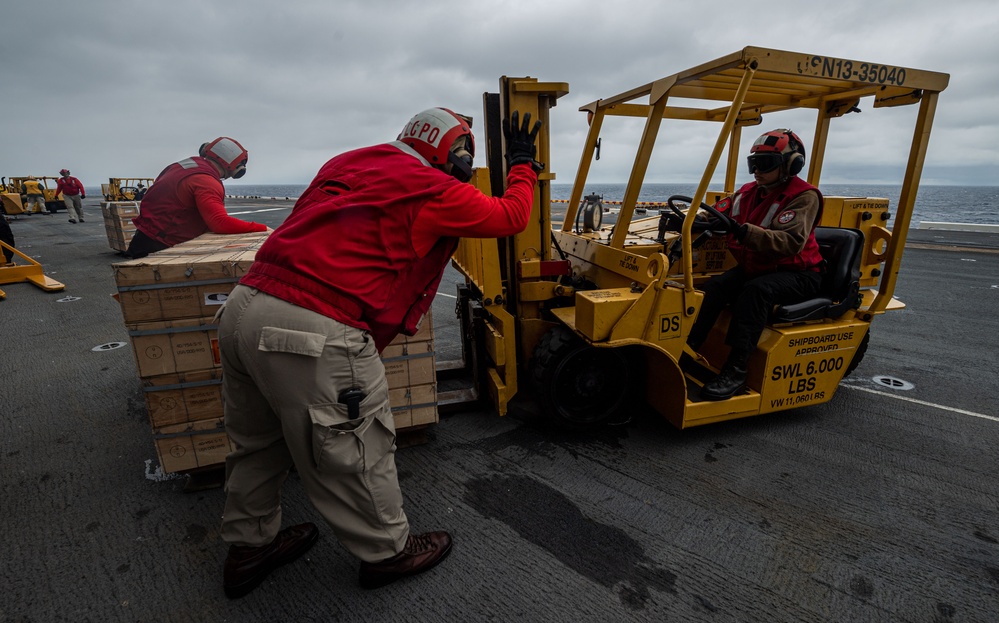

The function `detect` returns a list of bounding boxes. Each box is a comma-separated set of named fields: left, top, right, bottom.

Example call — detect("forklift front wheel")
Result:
left=530, top=326, right=635, bottom=429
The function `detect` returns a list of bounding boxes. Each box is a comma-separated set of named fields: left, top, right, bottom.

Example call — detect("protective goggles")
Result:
left=747, top=153, right=783, bottom=174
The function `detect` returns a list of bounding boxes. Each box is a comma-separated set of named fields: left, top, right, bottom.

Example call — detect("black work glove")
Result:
left=731, top=221, right=748, bottom=241
left=692, top=214, right=721, bottom=233
left=503, top=110, right=544, bottom=173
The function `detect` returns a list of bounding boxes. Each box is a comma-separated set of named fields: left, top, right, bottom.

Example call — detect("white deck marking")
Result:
left=841, top=383, right=999, bottom=423
left=228, top=207, right=291, bottom=215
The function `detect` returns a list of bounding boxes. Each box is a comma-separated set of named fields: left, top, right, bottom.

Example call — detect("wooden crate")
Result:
left=142, top=369, right=224, bottom=428
left=152, top=418, right=234, bottom=474
left=112, top=231, right=268, bottom=323
left=101, top=202, right=140, bottom=253
left=126, top=316, right=220, bottom=378
left=390, top=382, right=438, bottom=429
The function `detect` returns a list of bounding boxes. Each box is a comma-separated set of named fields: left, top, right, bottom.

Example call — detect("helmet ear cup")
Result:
left=782, top=130, right=805, bottom=176
left=786, top=151, right=804, bottom=176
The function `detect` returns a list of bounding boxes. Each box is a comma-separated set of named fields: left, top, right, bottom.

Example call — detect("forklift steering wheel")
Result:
left=667, top=195, right=734, bottom=232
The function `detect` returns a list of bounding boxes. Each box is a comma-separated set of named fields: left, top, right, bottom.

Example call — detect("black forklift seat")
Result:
left=772, top=227, right=865, bottom=323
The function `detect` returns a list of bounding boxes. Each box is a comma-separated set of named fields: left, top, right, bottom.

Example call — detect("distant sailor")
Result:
left=22, top=176, right=51, bottom=215
left=125, top=137, right=267, bottom=259
left=56, top=169, right=87, bottom=223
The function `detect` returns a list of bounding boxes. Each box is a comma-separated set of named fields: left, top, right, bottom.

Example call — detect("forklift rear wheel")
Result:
left=844, top=330, right=870, bottom=377
left=530, top=326, right=635, bottom=429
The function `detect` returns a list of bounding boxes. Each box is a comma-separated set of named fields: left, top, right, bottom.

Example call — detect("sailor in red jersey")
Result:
left=216, top=109, right=542, bottom=597
left=686, top=129, right=825, bottom=400
left=55, top=170, right=85, bottom=222
left=125, top=137, right=267, bottom=258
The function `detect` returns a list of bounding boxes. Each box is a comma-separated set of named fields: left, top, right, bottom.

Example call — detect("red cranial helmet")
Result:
left=199, top=137, right=248, bottom=179
left=398, top=108, right=475, bottom=182
left=747, top=129, right=806, bottom=177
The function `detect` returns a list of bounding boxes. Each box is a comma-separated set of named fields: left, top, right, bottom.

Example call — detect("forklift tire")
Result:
left=529, top=326, right=635, bottom=429
left=844, top=330, right=870, bottom=377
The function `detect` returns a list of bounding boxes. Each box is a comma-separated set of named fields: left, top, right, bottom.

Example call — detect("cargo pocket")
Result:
left=308, top=382, right=393, bottom=474
left=258, top=326, right=325, bottom=357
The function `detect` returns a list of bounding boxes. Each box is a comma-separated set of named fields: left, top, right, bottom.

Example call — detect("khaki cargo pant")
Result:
left=62, top=194, right=84, bottom=221
left=217, top=285, right=409, bottom=562
left=25, top=194, right=47, bottom=213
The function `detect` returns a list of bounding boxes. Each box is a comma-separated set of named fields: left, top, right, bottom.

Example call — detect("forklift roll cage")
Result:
left=449, top=46, right=949, bottom=428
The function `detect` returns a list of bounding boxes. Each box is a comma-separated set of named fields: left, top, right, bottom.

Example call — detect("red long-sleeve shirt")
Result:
left=178, top=174, right=267, bottom=235
left=242, top=143, right=537, bottom=348
left=409, top=166, right=535, bottom=256
left=55, top=176, right=85, bottom=197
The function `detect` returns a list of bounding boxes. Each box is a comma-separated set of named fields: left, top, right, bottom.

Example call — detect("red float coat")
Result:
left=241, top=141, right=537, bottom=351
left=55, top=176, right=85, bottom=197
left=133, top=157, right=266, bottom=247
left=723, top=176, right=824, bottom=277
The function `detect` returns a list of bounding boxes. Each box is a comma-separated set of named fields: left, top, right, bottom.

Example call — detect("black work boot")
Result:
left=701, top=364, right=747, bottom=401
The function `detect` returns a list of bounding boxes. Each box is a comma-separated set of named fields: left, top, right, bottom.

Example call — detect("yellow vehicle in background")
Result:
left=2, top=176, right=65, bottom=213
left=1, top=178, right=24, bottom=214
left=102, top=178, right=154, bottom=202
left=449, top=46, right=949, bottom=429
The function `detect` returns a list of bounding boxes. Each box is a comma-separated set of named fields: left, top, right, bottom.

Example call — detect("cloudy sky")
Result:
left=3, top=0, right=997, bottom=189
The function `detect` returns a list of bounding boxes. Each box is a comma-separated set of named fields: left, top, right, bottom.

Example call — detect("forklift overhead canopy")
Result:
left=579, top=46, right=950, bottom=121
left=566, top=46, right=949, bottom=311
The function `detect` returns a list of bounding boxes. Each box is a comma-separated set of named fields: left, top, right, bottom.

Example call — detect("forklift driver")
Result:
left=686, top=129, right=824, bottom=400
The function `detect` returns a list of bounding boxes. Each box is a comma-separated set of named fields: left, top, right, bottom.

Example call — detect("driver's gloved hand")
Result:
left=693, top=214, right=726, bottom=233
left=729, top=221, right=749, bottom=241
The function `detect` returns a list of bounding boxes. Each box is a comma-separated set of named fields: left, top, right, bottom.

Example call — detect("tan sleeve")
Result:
left=740, top=190, right=820, bottom=258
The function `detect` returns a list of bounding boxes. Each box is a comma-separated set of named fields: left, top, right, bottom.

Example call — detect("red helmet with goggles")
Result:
left=398, top=108, right=475, bottom=182
left=199, top=137, right=249, bottom=179
left=747, top=129, right=806, bottom=177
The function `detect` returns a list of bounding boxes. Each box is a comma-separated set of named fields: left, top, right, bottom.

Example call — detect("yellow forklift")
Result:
left=102, top=177, right=154, bottom=202
left=448, top=46, right=949, bottom=429
left=3, top=176, right=65, bottom=213
left=1, top=177, right=25, bottom=215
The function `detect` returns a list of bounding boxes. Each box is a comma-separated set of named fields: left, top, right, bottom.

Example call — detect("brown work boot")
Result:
left=358, top=531, right=452, bottom=589
left=223, top=522, right=319, bottom=599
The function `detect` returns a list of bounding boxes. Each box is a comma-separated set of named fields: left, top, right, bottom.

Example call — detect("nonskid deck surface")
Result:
left=4, top=199, right=998, bottom=622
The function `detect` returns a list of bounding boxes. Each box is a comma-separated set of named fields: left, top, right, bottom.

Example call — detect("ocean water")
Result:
left=223, top=182, right=999, bottom=227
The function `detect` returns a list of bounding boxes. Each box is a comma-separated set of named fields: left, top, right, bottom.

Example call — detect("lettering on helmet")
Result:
left=403, top=120, right=443, bottom=146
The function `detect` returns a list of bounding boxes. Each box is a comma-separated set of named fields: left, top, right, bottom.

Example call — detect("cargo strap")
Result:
left=128, top=323, right=217, bottom=337
left=152, top=425, right=225, bottom=440
left=117, top=277, right=238, bottom=292
left=390, top=401, right=438, bottom=412
left=143, top=378, right=222, bottom=393
left=380, top=351, right=434, bottom=363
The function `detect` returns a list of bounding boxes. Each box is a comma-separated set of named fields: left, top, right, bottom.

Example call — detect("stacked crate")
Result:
left=113, top=232, right=266, bottom=473
left=113, top=232, right=438, bottom=474
left=383, top=312, right=438, bottom=430
left=101, top=201, right=140, bottom=252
